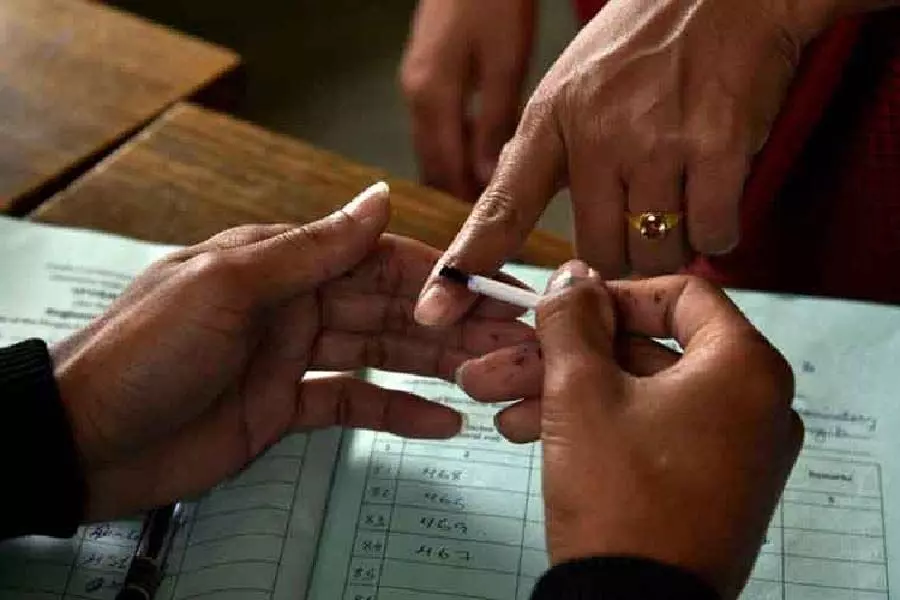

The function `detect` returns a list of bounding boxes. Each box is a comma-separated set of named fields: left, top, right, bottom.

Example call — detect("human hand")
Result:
left=413, top=0, right=839, bottom=327
left=400, top=0, right=536, bottom=201
left=458, top=262, right=802, bottom=597
left=52, top=185, right=533, bottom=521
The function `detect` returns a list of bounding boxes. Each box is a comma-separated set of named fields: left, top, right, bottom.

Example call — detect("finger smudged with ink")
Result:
left=456, top=341, right=543, bottom=402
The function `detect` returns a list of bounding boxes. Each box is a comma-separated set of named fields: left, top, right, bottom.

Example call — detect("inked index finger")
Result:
left=324, top=234, right=530, bottom=321
left=414, top=103, right=566, bottom=327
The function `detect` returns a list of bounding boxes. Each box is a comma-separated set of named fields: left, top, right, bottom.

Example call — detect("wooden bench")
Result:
left=33, top=103, right=572, bottom=267
left=0, top=0, right=239, bottom=214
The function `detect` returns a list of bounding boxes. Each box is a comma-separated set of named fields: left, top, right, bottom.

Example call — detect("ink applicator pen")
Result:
left=438, top=266, right=541, bottom=310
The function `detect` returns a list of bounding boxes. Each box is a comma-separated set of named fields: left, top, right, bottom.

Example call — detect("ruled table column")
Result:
left=349, top=381, right=535, bottom=600
left=169, top=433, right=310, bottom=600
left=518, top=447, right=546, bottom=600
left=378, top=438, right=532, bottom=600
left=344, top=432, right=403, bottom=600
left=782, top=456, right=888, bottom=600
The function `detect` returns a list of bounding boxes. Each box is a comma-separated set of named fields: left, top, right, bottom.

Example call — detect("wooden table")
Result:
left=32, top=103, right=572, bottom=267
left=0, top=0, right=239, bottom=214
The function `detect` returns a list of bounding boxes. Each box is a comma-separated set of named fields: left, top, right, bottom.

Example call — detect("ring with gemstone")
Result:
left=626, top=212, right=682, bottom=240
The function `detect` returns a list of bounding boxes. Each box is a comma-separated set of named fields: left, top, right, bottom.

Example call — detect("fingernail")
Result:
left=414, top=283, right=454, bottom=326
left=344, top=181, right=390, bottom=227
left=546, top=259, right=593, bottom=294
left=454, top=362, right=469, bottom=388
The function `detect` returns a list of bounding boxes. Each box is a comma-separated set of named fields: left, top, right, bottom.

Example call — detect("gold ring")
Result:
left=627, top=212, right=682, bottom=240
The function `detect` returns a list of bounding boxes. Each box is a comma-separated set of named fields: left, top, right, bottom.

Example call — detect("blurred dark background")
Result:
left=106, top=0, right=577, bottom=234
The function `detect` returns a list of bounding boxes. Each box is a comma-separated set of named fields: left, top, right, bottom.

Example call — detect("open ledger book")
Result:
left=0, top=215, right=899, bottom=600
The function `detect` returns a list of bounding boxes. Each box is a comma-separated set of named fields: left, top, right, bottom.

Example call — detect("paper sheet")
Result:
left=0, top=217, right=340, bottom=600
left=3, top=217, right=900, bottom=600
left=307, top=265, right=900, bottom=600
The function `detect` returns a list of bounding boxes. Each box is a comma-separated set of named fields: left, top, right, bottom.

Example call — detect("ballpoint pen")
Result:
left=116, top=503, right=184, bottom=600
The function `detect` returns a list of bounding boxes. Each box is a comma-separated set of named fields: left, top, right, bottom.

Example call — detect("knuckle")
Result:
left=738, top=334, right=796, bottom=410
left=184, top=251, right=246, bottom=291
left=206, top=225, right=264, bottom=249
left=771, top=25, right=802, bottom=72
left=518, top=94, right=556, bottom=137
left=472, top=186, right=520, bottom=228
left=278, top=218, right=346, bottom=279
left=541, top=283, right=600, bottom=318
left=691, top=127, right=747, bottom=158
left=544, top=356, right=602, bottom=398
left=681, top=274, right=717, bottom=296
left=399, top=63, right=443, bottom=108
left=685, top=103, right=748, bottom=157
left=788, top=410, right=805, bottom=454
left=673, top=275, right=729, bottom=308
left=544, top=355, right=580, bottom=387
left=284, top=222, right=326, bottom=252
left=763, top=346, right=796, bottom=402
left=540, top=284, right=614, bottom=342
left=692, top=126, right=759, bottom=165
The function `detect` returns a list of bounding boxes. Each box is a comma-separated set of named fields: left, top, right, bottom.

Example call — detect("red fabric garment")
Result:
left=571, top=0, right=900, bottom=305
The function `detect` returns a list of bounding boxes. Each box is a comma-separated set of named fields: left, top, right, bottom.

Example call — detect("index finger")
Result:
left=323, top=233, right=529, bottom=321
left=414, top=103, right=566, bottom=327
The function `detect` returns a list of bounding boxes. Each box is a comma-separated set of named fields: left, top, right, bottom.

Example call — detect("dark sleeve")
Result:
left=530, top=556, right=720, bottom=600
left=0, top=339, right=84, bottom=540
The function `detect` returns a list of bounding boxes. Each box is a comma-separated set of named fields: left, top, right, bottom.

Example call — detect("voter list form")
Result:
left=307, top=264, right=900, bottom=600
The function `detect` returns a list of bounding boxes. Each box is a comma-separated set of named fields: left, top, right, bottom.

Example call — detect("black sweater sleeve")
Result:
left=530, top=556, right=720, bottom=600
left=0, top=339, right=84, bottom=540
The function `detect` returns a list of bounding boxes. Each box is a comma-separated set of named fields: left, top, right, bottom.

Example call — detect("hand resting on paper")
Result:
left=457, top=262, right=803, bottom=598
left=50, top=185, right=534, bottom=522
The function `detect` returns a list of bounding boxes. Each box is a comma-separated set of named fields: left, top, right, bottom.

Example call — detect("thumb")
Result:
left=536, top=260, right=623, bottom=398
left=233, top=182, right=391, bottom=303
